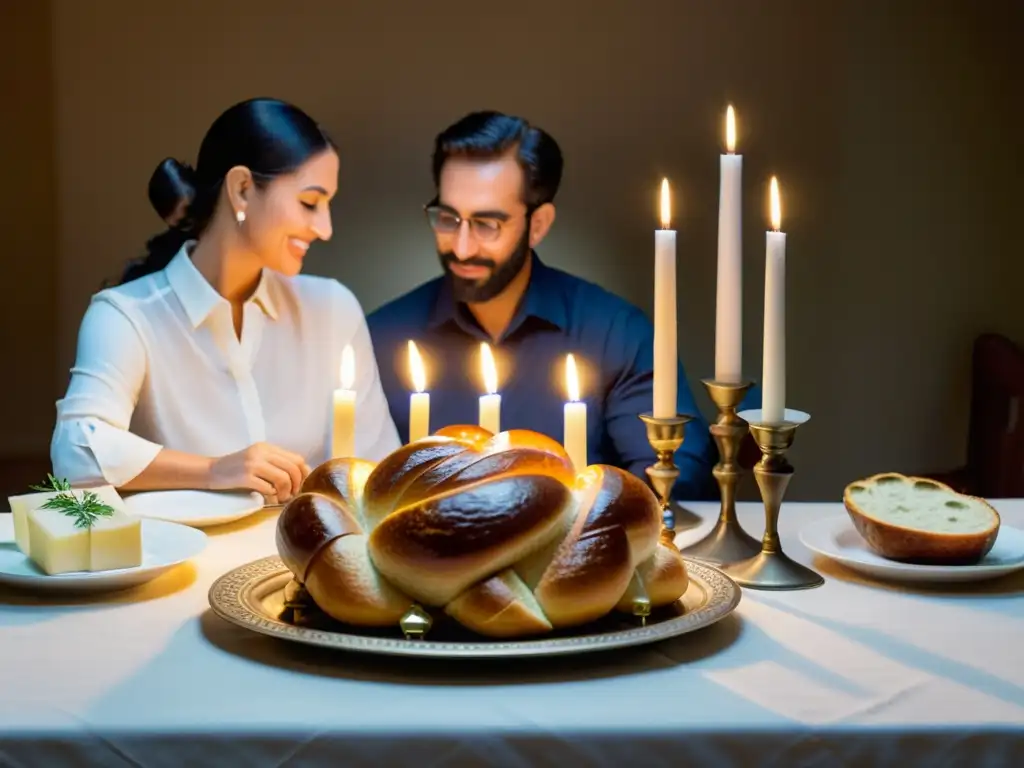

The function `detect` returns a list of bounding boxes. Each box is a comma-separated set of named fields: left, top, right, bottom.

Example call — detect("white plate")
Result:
left=0, top=515, right=207, bottom=594
left=800, top=515, right=1024, bottom=583
left=122, top=490, right=265, bottom=528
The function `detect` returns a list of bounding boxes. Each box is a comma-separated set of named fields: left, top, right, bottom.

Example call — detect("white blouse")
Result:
left=51, top=244, right=401, bottom=488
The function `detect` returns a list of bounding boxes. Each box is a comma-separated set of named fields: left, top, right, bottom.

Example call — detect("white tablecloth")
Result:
left=1, top=500, right=1022, bottom=767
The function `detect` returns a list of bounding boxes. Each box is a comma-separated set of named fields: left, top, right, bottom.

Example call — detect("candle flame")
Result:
left=566, top=353, right=580, bottom=402
left=770, top=176, right=782, bottom=232
left=480, top=343, right=498, bottom=395
left=407, top=340, right=426, bottom=393
left=726, top=105, right=736, bottom=153
left=340, top=344, right=355, bottom=390
left=659, top=178, right=671, bottom=229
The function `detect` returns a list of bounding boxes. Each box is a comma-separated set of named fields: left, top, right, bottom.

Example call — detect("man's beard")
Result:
left=439, top=228, right=531, bottom=304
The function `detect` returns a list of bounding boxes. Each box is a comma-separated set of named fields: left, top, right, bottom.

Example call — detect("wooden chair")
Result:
left=924, top=333, right=1024, bottom=498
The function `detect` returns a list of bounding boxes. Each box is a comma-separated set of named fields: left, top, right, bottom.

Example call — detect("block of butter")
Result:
left=11, top=485, right=142, bottom=575
left=88, top=500, right=143, bottom=572
left=8, top=489, right=53, bottom=556
left=26, top=507, right=92, bottom=575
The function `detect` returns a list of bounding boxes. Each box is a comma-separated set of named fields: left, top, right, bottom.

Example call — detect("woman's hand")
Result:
left=208, top=442, right=311, bottom=503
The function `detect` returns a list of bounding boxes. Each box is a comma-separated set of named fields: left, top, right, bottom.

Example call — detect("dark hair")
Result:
left=431, top=111, right=563, bottom=209
left=148, top=158, right=195, bottom=223
left=121, top=98, right=335, bottom=284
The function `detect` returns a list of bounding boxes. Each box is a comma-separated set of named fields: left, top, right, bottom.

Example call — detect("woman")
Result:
left=51, top=98, right=401, bottom=503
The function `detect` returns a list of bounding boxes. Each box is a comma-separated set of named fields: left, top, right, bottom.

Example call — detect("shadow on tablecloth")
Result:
left=809, top=555, right=1024, bottom=599
left=197, top=607, right=744, bottom=685
left=0, top=561, right=198, bottom=626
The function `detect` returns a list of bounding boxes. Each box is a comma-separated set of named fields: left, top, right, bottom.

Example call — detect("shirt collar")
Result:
left=251, top=272, right=279, bottom=321
left=427, top=253, right=567, bottom=336
left=165, top=242, right=279, bottom=328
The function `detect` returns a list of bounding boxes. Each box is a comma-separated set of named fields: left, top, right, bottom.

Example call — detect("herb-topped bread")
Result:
left=843, top=473, right=1000, bottom=564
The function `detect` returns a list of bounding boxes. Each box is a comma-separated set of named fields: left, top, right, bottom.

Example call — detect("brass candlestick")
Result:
left=720, top=408, right=824, bottom=590
left=680, top=379, right=761, bottom=565
left=639, top=412, right=693, bottom=542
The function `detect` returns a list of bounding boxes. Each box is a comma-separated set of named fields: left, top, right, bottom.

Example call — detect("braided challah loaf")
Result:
left=276, top=425, right=689, bottom=638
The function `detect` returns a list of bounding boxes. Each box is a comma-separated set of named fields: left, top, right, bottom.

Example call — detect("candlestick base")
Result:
left=719, top=409, right=823, bottom=590
left=639, top=412, right=693, bottom=537
left=680, top=379, right=761, bottom=565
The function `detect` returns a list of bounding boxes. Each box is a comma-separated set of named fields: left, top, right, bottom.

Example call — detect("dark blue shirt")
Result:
left=366, top=255, right=719, bottom=500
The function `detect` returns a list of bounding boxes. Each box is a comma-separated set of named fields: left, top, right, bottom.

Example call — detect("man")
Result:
left=366, top=111, right=717, bottom=500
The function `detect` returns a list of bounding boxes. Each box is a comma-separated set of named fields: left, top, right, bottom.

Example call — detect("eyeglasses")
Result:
left=424, top=204, right=507, bottom=243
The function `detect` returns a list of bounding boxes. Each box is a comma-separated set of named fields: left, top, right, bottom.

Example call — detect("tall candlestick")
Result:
left=563, top=353, right=587, bottom=471
left=653, top=178, right=677, bottom=418
left=762, top=177, right=786, bottom=422
left=716, top=105, right=743, bottom=383
left=407, top=340, right=430, bottom=443
left=479, top=342, right=501, bottom=434
left=332, top=344, right=356, bottom=458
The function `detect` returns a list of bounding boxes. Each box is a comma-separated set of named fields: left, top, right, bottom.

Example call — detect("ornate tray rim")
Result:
left=207, top=555, right=741, bottom=659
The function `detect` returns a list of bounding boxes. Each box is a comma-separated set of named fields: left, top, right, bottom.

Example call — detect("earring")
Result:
left=235, top=210, right=246, bottom=225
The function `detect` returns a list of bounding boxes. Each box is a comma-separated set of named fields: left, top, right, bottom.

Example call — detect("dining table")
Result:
left=1, top=497, right=1022, bottom=767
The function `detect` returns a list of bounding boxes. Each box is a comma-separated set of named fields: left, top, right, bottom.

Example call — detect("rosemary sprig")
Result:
left=29, top=473, right=71, bottom=493
left=28, top=474, right=114, bottom=529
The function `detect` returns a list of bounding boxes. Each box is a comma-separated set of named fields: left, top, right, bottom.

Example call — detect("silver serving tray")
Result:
left=208, top=555, right=741, bottom=659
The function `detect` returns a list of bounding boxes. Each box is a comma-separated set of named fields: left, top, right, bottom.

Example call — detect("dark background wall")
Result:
left=2, top=0, right=1021, bottom=500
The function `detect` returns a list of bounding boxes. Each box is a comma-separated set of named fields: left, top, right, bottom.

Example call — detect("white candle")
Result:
left=563, top=353, right=587, bottom=471
left=479, top=342, right=501, bottom=434
left=715, top=105, right=743, bottom=383
left=653, top=178, right=677, bottom=418
left=332, top=344, right=356, bottom=457
left=762, top=177, right=786, bottom=422
left=407, top=340, right=430, bottom=443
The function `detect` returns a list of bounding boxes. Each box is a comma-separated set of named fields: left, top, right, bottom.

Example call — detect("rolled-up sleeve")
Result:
left=50, top=297, right=163, bottom=488
left=333, top=282, right=402, bottom=463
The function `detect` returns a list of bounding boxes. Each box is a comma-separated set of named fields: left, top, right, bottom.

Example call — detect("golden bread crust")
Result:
left=843, top=472, right=1000, bottom=564
left=276, top=429, right=690, bottom=637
